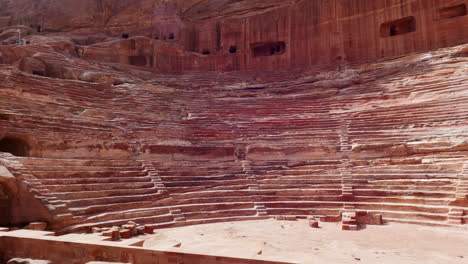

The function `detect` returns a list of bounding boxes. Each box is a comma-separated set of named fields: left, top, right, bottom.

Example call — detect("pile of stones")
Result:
left=91, top=221, right=155, bottom=241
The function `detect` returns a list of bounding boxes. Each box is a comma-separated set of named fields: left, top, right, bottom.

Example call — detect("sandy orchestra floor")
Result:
left=142, top=220, right=468, bottom=264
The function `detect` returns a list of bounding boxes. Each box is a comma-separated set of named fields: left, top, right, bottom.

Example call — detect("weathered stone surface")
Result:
left=86, top=262, right=129, bottom=264
left=308, top=220, right=319, bottom=229
left=7, top=258, right=53, bottom=264
left=1, top=0, right=467, bottom=72
left=119, top=229, right=131, bottom=239
left=0, top=0, right=466, bottom=239
left=25, top=222, right=47, bottom=231
left=91, top=227, right=102, bottom=234
left=144, top=225, right=155, bottom=234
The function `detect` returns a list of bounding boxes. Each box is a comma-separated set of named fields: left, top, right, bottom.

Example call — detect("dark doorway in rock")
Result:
left=32, top=70, right=45, bottom=76
left=438, top=4, right=467, bottom=20
left=229, top=46, right=237, bottom=54
left=0, top=137, right=30, bottom=157
left=380, top=16, right=416, bottom=37
left=0, top=186, right=10, bottom=226
left=250, top=41, right=286, bottom=57
left=202, top=50, right=211, bottom=55
left=128, top=56, right=147, bottom=67
left=36, top=26, right=41, bottom=32
left=122, top=34, right=129, bottom=39
left=169, top=33, right=175, bottom=40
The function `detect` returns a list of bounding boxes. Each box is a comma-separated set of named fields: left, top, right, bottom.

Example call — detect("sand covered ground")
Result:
left=143, top=219, right=468, bottom=264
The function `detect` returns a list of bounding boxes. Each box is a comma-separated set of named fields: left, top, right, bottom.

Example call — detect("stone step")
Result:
left=173, top=202, right=255, bottom=213
left=182, top=215, right=270, bottom=226
left=66, top=214, right=175, bottom=233
left=82, top=206, right=171, bottom=223
left=69, top=195, right=170, bottom=216
left=65, top=192, right=161, bottom=207
left=180, top=208, right=259, bottom=220
left=353, top=196, right=452, bottom=205
left=19, top=158, right=142, bottom=167
left=354, top=189, right=455, bottom=198
left=51, top=186, right=158, bottom=200
left=44, top=182, right=155, bottom=192
left=447, top=219, right=463, bottom=225
left=351, top=203, right=449, bottom=214
left=40, top=176, right=153, bottom=185
left=384, top=217, right=459, bottom=228
left=448, top=211, right=464, bottom=217
left=266, top=208, right=343, bottom=216
left=363, top=210, right=448, bottom=222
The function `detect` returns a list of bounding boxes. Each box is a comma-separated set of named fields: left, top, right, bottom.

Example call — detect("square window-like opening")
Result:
left=437, top=4, right=467, bottom=20
left=229, top=46, right=237, bottom=54
left=380, top=16, right=416, bottom=37
left=169, top=33, right=175, bottom=40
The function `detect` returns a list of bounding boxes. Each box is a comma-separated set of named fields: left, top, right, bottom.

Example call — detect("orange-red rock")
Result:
left=0, top=0, right=467, bottom=243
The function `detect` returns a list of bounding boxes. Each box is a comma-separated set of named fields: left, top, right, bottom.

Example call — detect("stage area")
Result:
left=143, top=219, right=468, bottom=264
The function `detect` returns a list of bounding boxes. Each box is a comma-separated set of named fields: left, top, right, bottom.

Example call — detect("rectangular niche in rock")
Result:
left=380, top=16, right=416, bottom=37
left=128, top=56, right=147, bottom=67
left=250, top=41, right=286, bottom=57
left=437, top=4, right=467, bottom=20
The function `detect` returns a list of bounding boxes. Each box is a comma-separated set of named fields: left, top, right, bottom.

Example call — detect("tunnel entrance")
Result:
left=380, top=16, right=416, bottom=37
left=0, top=137, right=30, bottom=157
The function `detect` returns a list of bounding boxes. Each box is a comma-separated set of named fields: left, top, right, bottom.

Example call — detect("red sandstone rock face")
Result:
left=2, top=0, right=468, bottom=72
left=0, top=0, right=467, bottom=232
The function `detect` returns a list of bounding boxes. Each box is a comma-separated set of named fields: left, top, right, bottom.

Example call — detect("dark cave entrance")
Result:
left=229, top=46, right=237, bottom=54
left=0, top=137, right=30, bottom=157
left=381, top=16, right=416, bottom=37
left=250, top=41, right=286, bottom=57
left=122, top=33, right=129, bottom=39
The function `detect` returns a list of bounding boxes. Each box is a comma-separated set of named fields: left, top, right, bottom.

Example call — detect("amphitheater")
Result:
left=0, top=0, right=467, bottom=263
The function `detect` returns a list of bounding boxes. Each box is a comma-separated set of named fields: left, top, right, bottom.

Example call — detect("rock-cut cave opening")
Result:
left=0, top=186, right=11, bottom=226
left=0, top=137, right=30, bottom=157
left=438, top=4, right=467, bottom=20
left=381, top=16, right=416, bottom=37
left=229, top=46, right=237, bottom=54
left=251, top=41, right=286, bottom=57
